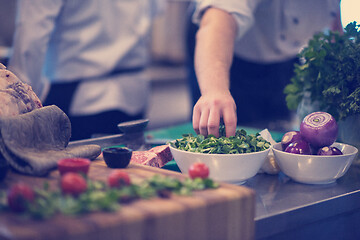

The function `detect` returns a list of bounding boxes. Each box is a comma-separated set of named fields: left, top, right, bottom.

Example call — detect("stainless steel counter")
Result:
left=246, top=164, right=360, bottom=240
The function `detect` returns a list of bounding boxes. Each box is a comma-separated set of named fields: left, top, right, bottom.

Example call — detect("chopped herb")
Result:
left=0, top=175, right=219, bottom=219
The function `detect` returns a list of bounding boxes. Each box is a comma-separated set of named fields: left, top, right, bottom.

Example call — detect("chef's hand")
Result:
left=192, top=91, right=237, bottom=138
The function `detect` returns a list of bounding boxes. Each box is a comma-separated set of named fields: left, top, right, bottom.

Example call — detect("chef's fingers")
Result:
left=207, top=107, right=220, bottom=137
left=198, top=108, right=210, bottom=136
left=192, top=105, right=201, bottom=135
left=222, top=104, right=237, bottom=137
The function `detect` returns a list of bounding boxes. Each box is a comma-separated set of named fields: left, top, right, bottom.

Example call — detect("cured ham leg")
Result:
left=0, top=63, right=42, bottom=117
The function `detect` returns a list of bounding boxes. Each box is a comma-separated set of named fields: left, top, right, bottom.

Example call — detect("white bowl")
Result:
left=273, top=142, right=358, bottom=184
left=169, top=143, right=271, bottom=184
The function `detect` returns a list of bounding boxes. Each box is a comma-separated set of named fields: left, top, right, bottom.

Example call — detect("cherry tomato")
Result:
left=57, top=158, right=90, bottom=176
left=108, top=170, right=131, bottom=188
left=61, top=172, right=87, bottom=196
left=7, top=182, right=35, bottom=212
left=188, top=162, right=209, bottom=179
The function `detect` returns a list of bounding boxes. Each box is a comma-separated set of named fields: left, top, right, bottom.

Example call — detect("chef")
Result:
left=190, top=0, right=343, bottom=137
left=9, top=0, right=165, bottom=140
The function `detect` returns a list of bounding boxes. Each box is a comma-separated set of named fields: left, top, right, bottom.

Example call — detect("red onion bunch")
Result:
left=281, top=112, right=342, bottom=155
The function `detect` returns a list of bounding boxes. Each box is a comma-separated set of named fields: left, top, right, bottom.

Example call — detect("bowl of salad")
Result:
left=169, top=129, right=271, bottom=184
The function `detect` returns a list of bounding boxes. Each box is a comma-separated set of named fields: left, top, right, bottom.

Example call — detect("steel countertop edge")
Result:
left=246, top=164, right=360, bottom=239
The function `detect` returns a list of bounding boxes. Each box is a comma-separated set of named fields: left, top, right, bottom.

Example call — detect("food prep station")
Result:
left=148, top=123, right=360, bottom=240
left=0, top=60, right=359, bottom=239
left=1, top=1, right=360, bottom=239
left=1, top=116, right=360, bottom=240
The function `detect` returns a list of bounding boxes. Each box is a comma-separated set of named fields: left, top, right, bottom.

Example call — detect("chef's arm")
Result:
left=192, top=7, right=238, bottom=137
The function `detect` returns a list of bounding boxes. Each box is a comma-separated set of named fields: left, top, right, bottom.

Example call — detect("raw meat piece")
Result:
left=130, top=151, right=160, bottom=167
left=148, top=145, right=173, bottom=167
left=130, top=145, right=173, bottom=168
left=0, top=64, right=42, bottom=117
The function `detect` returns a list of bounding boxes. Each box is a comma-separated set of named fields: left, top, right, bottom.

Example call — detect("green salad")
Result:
left=170, top=129, right=270, bottom=154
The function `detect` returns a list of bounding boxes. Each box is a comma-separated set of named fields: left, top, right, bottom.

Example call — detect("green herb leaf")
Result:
left=171, top=129, right=270, bottom=154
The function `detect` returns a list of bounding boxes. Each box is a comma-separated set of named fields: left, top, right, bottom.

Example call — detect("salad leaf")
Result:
left=170, top=129, right=270, bottom=154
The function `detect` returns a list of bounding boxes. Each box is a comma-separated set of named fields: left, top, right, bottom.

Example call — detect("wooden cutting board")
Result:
left=0, top=156, right=255, bottom=240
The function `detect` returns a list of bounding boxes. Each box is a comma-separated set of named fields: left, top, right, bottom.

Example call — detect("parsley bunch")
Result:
left=284, top=21, right=360, bottom=121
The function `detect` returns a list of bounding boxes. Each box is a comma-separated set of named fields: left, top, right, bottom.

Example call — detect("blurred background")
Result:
left=0, top=0, right=359, bottom=131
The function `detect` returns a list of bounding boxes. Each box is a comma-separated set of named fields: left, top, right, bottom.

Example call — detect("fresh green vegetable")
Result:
left=284, top=21, right=360, bottom=121
left=0, top=175, right=218, bottom=219
left=170, top=129, right=270, bottom=154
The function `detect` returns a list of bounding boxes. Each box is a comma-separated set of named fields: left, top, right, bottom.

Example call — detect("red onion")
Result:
left=300, top=112, right=338, bottom=148
left=317, top=146, right=343, bottom=156
left=285, top=139, right=312, bottom=155
left=281, top=131, right=302, bottom=151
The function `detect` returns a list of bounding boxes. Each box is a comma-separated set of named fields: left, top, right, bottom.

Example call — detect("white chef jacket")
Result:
left=9, top=0, right=164, bottom=116
left=193, top=0, right=340, bottom=63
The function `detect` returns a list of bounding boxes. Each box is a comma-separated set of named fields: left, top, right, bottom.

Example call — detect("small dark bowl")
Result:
left=103, top=147, right=133, bottom=168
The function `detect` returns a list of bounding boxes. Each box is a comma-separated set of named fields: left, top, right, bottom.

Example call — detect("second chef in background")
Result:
left=9, top=0, right=165, bottom=140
